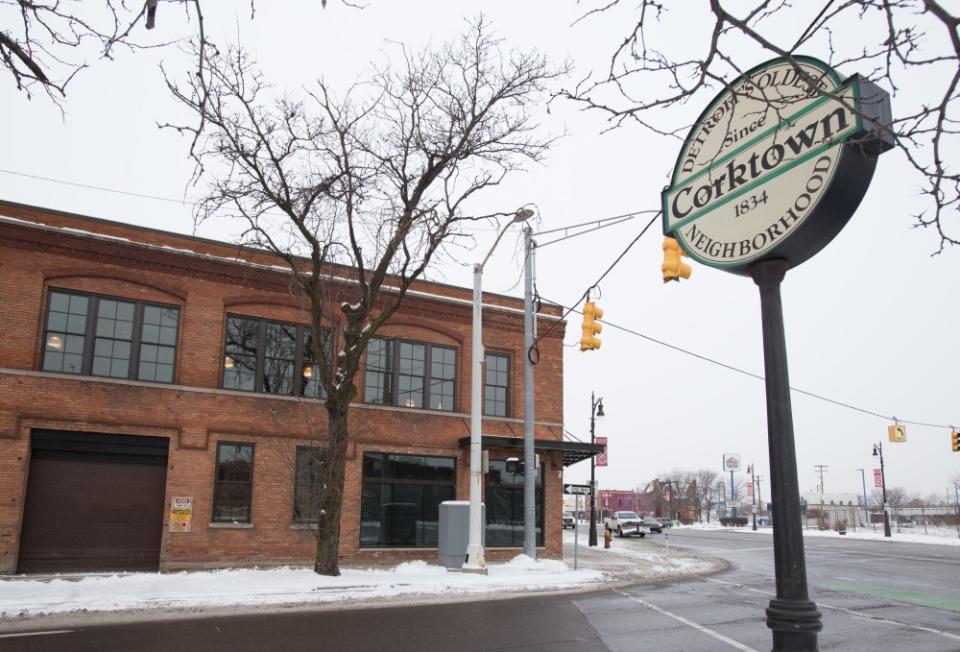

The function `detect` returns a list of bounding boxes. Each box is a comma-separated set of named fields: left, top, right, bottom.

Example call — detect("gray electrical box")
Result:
left=438, top=501, right=484, bottom=569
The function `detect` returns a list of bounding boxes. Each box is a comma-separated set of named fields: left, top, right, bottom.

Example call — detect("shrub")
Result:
left=720, top=517, right=749, bottom=527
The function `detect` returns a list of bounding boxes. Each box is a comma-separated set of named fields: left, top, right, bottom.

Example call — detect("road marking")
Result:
left=706, top=578, right=960, bottom=643
left=614, top=589, right=758, bottom=652
left=834, top=576, right=856, bottom=581
left=0, top=630, right=74, bottom=639
left=825, top=583, right=960, bottom=612
left=707, top=577, right=772, bottom=596
left=818, top=601, right=960, bottom=643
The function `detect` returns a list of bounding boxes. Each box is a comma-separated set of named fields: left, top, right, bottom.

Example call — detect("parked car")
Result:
left=641, top=517, right=663, bottom=534
left=656, top=517, right=673, bottom=528
left=562, top=512, right=576, bottom=529
left=604, top=511, right=650, bottom=538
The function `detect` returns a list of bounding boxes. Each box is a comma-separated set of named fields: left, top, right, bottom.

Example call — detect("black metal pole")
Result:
left=751, top=260, right=822, bottom=651
left=589, top=392, right=598, bottom=547
left=878, top=442, right=892, bottom=537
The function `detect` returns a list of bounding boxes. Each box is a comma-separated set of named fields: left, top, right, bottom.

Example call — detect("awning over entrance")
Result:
left=457, top=435, right=604, bottom=467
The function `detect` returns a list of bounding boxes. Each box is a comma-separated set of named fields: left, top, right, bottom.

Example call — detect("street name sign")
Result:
left=564, top=484, right=592, bottom=495
left=662, top=56, right=893, bottom=274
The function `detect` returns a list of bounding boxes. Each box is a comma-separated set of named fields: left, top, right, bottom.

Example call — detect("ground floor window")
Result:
left=485, top=459, right=544, bottom=547
left=293, top=447, right=325, bottom=524
left=360, top=452, right=455, bottom=547
left=212, top=442, right=254, bottom=523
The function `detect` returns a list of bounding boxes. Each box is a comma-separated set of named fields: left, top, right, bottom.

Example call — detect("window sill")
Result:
left=289, top=523, right=317, bottom=530
left=208, top=522, right=254, bottom=529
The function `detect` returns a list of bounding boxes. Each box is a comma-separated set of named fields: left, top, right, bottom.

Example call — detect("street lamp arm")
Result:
left=479, top=208, right=535, bottom=270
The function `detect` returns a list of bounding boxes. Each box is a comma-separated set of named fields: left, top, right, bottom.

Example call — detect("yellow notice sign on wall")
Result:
left=169, top=496, right=193, bottom=532
left=888, top=424, right=907, bottom=443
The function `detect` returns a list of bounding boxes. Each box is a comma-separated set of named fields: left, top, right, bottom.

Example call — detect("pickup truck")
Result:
left=604, top=511, right=650, bottom=538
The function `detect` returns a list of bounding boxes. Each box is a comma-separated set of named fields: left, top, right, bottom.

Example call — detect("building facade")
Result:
left=0, top=201, right=598, bottom=574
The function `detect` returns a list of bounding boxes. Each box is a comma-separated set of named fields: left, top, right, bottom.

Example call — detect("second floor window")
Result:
left=41, top=289, right=180, bottom=383
left=484, top=352, right=510, bottom=417
left=222, top=315, right=330, bottom=398
left=363, top=338, right=456, bottom=411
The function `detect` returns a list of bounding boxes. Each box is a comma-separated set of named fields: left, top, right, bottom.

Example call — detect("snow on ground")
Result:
left=563, top=531, right=716, bottom=574
left=678, top=522, right=960, bottom=546
left=0, top=556, right=603, bottom=618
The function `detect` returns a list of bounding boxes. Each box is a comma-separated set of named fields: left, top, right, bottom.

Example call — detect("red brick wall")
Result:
left=0, top=203, right=566, bottom=572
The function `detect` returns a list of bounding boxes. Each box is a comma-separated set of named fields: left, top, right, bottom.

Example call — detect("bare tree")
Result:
left=0, top=1, right=355, bottom=103
left=163, top=17, right=563, bottom=575
left=693, top=468, right=719, bottom=523
left=0, top=0, right=200, bottom=101
left=561, top=1, right=960, bottom=252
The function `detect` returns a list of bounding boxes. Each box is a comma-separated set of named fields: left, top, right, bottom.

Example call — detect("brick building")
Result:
left=597, top=489, right=650, bottom=517
left=0, top=201, right=600, bottom=574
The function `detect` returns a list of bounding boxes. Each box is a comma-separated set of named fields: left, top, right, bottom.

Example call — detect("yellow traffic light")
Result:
left=952, top=430, right=959, bottom=452
left=662, top=236, right=691, bottom=283
left=580, top=301, right=603, bottom=351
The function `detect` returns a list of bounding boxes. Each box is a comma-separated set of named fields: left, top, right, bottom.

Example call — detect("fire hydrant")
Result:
left=604, top=527, right=612, bottom=549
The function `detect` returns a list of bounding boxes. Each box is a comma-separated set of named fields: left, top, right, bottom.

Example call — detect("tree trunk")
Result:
left=314, top=404, right=349, bottom=575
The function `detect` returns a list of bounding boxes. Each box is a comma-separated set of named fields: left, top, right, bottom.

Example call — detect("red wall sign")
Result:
left=595, top=437, right=608, bottom=467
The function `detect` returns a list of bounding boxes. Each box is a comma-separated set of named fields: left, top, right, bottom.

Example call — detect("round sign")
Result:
left=662, top=56, right=892, bottom=274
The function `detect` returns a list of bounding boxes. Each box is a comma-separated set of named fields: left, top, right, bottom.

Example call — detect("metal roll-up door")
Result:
left=18, top=430, right=169, bottom=573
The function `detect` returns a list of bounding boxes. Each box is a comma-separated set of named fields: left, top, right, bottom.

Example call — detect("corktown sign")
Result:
left=662, top=56, right=893, bottom=272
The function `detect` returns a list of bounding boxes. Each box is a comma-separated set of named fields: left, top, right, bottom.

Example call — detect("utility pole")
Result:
left=755, top=474, right=764, bottom=524
left=748, top=464, right=758, bottom=531
left=814, top=465, right=828, bottom=529
left=857, top=468, right=869, bottom=528
left=873, top=442, right=892, bottom=537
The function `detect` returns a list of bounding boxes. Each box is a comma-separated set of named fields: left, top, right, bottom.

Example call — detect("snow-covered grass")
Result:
left=676, top=522, right=960, bottom=546
left=0, top=556, right=604, bottom=618
left=563, top=531, right=716, bottom=574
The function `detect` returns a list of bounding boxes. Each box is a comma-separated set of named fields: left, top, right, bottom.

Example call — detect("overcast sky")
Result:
left=2, top=1, right=958, bottom=502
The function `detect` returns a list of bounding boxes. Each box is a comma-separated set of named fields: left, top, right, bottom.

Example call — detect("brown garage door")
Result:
left=18, top=430, right=169, bottom=574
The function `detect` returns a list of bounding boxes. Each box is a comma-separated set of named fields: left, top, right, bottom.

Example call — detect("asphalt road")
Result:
left=600, top=528, right=960, bottom=651
left=2, top=529, right=958, bottom=651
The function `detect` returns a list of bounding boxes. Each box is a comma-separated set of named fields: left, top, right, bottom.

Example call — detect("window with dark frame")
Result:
left=485, top=459, right=544, bottom=547
left=41, top=289, right=180, bottom=383
left=212, top=442, right=255, bottom=523
left=362, top=338, right=457, bottom=411
left=483, top=352, right=510, bottom=417
left=360, top=452, right=456, bottom=548
left=293, top=446, right=325, bottom=524
left=221, top=315, right=332, bottom=398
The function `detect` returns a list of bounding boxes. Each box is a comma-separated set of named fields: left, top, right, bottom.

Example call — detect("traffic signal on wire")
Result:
left=662, top=236, right=691, bottom=283
left=952, top=430, right=959, bottom=452
left=580, top=301, right=603, bottom=351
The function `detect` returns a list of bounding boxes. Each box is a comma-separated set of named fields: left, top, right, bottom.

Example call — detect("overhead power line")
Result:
left=563, top=304, right=955, bottom=431
left=0, top=168, right=192, bottom=205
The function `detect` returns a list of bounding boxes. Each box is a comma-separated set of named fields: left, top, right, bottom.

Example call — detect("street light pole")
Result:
left=588, top=392, right=604, bottom=547
left=748, top=464, right=757, bottom=531
left=465, top=209, right=532, bottom=572
left=522, top=223, right=537, bottom=559
left=750, top=260, right=821, bottom=650
left=873, top=442, right=892, bottom=538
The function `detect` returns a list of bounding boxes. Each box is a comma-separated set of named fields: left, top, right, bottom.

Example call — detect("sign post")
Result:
left=662, top=56, right=892, bottom=651
left=565, top=484, right=592, bottom=570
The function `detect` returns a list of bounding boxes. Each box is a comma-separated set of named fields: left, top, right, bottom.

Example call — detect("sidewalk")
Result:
left=0, top=533, right=723, bottom=628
